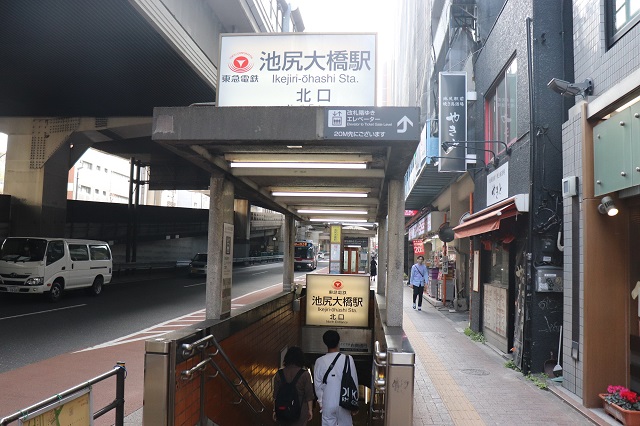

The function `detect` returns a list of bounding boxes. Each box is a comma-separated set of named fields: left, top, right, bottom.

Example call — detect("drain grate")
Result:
left=460, top=368, right=489, bottom=376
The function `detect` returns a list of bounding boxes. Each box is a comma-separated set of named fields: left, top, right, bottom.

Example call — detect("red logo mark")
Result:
left=228, top=52, right=253, bottom=73
left=333, top=280, right=343, bottom=290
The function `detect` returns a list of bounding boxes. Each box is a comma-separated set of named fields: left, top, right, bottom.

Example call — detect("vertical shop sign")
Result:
left=438, top=72, right=467, bottom=172
left=413, top=239, right=425, bottom=255
left=330, top=225, right=342, bottom=274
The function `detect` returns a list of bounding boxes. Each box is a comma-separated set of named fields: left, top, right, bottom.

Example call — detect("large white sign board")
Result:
left=218, top=33, right=376, bottom=107
left=306, top=274, right=369, bottom=327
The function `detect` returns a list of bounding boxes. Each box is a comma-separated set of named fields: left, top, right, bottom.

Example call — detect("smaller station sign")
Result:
left=323, top=107, right=420, bottom=141
left=306, top=274, right=370, bottom=327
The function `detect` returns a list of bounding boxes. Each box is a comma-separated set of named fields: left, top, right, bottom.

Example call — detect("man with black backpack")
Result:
left=273, top=346, right=315, bottom=425
left=313, top=330, right=359, bottom=425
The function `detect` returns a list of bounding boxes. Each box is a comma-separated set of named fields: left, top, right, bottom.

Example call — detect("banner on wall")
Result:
left=438, top=72, right=467, bottom=172
left=413, top=239, right=425, bottom=255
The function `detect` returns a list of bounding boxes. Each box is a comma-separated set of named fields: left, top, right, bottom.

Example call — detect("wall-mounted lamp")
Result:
left=427, top=156, right=490, bottom=171
left=547, top=78, right=593, bottom=99
left=442, top=140, right=512, bottom=156
left=597, top=196, right=618, bottom=216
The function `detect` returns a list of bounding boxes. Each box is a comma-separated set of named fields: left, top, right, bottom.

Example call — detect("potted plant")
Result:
left=600, top=385, right=640, bottom=425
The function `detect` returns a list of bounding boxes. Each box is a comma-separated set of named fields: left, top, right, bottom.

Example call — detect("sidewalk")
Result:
left=406, top=286, right=615, bottom=425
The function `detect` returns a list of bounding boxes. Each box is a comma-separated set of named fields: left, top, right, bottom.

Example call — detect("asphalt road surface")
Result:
left=0, top=261, right=318, bottom=373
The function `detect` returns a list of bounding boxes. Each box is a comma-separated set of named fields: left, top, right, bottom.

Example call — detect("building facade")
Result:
left=400, top=0, right=574, bottom=376
left=561, top=0, right=640, bottom=408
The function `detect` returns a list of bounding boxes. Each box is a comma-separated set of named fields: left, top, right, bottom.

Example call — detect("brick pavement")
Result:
left=405, top=286, right=615, bottom=425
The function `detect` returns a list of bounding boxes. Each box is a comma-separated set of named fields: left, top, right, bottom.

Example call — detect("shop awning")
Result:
left=453, top=194, right=529, bottom=239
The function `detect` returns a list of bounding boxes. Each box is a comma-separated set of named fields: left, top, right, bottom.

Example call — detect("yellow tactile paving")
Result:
left=404, top=312, right=485, bottom=425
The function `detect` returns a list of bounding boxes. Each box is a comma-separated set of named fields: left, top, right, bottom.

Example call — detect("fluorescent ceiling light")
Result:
left=272, top=192, right=368, bottom=197
left=343, top=223, right=376, bottom=227
left=230, top=162, right=366, bottom=169
left=297, top=209, right=368, bottom=215
left=310, top=218, right=368, bottom=223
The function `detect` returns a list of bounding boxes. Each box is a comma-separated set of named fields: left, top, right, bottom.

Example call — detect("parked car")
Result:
left=0, top=237, right=112, bottom=302
left=188, top=253, right=207, bottom=277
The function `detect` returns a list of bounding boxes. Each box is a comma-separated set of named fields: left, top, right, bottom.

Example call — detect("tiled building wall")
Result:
left=561, top=104, right=585, bottom=398
left=573, top=0, right=640, bottom=94
left=172, top=294, right=303, bottom=425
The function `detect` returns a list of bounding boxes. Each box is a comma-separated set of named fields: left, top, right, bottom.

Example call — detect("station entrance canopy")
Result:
left=152, top=106, right=420, bottom=225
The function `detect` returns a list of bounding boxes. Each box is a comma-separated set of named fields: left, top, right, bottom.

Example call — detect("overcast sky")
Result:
left=296, top=0, right=396, bottom=54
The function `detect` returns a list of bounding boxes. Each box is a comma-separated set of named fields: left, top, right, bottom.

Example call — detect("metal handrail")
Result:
left=180, top=335, right=266, bottom=416
left=371, top=341, right=387, bottom=420
left=0, top=362, right=126, bottom=426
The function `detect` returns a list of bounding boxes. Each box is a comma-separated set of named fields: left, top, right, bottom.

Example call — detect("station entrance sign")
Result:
left=306, top=274, right=370, bottom=327
left=323, top=107, right=420, bottom=141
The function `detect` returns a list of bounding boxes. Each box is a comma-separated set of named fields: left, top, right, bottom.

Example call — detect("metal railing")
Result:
left=371, top=340, right=387, bottom=421
left=0, top=362, right=126, bottom=426
left=179, top=334, right=267, bottom=419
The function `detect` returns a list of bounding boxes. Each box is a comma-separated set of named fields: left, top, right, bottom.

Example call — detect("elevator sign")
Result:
left=306, top=274, right=370, bottom=327
left=218, top=33, right=376, bottom=107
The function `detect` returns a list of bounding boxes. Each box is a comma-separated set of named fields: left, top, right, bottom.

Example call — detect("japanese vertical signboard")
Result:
left=306, top=274, right=370, bottom=327
left=438, top=72, right=467, bottom=172
left=330, top=225, right=341, bottom=274
left=218, top=33, right=376, bottom=107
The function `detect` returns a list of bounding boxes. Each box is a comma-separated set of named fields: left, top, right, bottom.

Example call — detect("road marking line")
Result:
left=252, top=271, right=268, bottom=275
left=184, top=282, right=205, bottom=287
left=0, top=304, right=87, bottom=321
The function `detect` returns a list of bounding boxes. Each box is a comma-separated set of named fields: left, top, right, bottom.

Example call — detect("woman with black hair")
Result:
left=273, top=346, right=315, bottom=425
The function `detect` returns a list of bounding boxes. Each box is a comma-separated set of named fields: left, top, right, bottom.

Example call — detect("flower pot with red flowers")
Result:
left=600, top=385, right=640, bottom=425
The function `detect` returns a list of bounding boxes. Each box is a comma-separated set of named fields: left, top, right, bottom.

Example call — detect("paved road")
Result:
left=0, top=261, right=313, bottom=374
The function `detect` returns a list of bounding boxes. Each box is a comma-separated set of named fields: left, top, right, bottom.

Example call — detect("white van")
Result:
left=0, top=237, right=113, bottom=302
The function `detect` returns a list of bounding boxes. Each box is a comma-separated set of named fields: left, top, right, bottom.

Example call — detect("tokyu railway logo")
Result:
left=228, top=52, right=253, bottom=73
left=333, top=280, right=344, bottom=290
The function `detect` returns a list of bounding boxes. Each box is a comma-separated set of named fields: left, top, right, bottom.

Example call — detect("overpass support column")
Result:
left=386, top=180, right=404, bottom=327
left=377, top=217, right=387, bottom=296
left=206, top=176, right=234, bottom=320
left=283, top=214, right=295, bottom=292
left=4, top=118, right=79, bottom=236
left=234, top=199, right=251, bottom=259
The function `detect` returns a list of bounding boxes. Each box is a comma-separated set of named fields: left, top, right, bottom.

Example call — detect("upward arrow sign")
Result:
left=397, top=116, right=414, bottom=133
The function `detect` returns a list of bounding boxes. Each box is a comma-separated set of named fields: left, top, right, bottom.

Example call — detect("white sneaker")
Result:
left=412, top=303, right=416, bottom=309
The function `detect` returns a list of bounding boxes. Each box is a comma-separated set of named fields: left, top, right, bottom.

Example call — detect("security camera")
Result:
left=547, top=78, right=593, bottom=98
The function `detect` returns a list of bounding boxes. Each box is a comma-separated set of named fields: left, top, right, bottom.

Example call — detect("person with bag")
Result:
left=313, top=330, right=359, bottom=426
left=273, top=346, right=315, bottom=425
left=410, top=255, right=428, bottom=311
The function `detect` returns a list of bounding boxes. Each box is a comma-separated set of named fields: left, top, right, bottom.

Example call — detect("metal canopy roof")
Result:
left=153, top=106, right=420, bottom=224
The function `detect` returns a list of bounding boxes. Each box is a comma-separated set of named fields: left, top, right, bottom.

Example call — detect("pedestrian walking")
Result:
left=370, top=257, right=377, bottom=281
left=273, top=346, right=315, bottom=425
left=410, top=255, right=427, bottom=311
left=313, top=330, right=359, bottom=426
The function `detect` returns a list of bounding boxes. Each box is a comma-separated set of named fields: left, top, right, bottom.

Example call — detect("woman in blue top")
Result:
left=410, top=255, right=428, bottom=310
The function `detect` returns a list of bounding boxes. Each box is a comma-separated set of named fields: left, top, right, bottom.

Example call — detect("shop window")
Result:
left=607, top=0, right=640, bottom=47
left=485, top=58, right=517, bottom=160
left=488, top=241, right=509, bottom=286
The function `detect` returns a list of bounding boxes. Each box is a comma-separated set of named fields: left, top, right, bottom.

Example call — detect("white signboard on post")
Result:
left=218, top=33, right=376, bottom=107
left=306, top=274, right=370, bottom=327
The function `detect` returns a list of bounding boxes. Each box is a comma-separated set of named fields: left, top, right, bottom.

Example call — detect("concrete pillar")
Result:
left=386, top=180, right=404, bottom=327
left=377, top=217, right=387, bottom=296
left=283, top=214, right=295, bottom=292
left=4, top=119, right=78, bottom=236
left=233, top=199, right=251, bottom=258
left=206, top=176, right=234, bottom=320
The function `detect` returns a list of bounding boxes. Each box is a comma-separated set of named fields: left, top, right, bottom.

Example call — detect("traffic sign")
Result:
left=323, top=107, right=420, bottom=141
